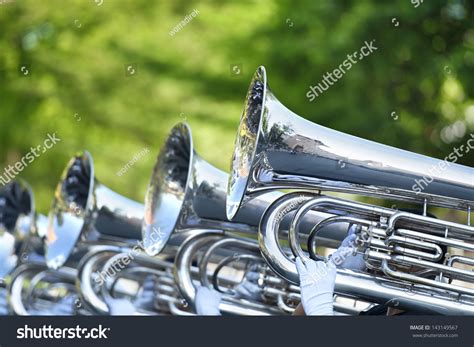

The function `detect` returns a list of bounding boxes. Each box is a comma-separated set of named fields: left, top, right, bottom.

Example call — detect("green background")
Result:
left=0, top=0, right=473, bottom=217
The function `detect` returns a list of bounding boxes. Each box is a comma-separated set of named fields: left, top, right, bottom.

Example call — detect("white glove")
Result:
left=48, top=295, right=77, bottom=316
left=0, top=232, right=17, bottom=278
left=295, top=257, right=336, bottom=316
left=107, top=297, right=136, bottom=316
left=0, top=254, right=17, bottom=278
left=330, top=225, right=366, bottom=271
left=195, top=286, right=222, bottom=316
left=106, top=276, right=157, bottom=315
left=234, top=265, right=262, bottom=301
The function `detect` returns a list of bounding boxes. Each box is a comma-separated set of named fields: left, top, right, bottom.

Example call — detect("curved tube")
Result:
left=7, top=263, right=77, bottom=315
left=259, top=193, right=474, bottom=314
left=211, top=254, right=264, bottom=294
left=198, top=237, right=260, bottom=288
left=173, top=230, right=282, bottom=315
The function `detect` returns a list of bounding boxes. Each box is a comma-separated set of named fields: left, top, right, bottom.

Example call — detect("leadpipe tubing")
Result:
left=367, top=251, right=474, bottom=282
left=381, top=259, right=474, bottom=297
left=396, top=229, right=474, bottom=251
left=387, top=212, right=474, bottom=237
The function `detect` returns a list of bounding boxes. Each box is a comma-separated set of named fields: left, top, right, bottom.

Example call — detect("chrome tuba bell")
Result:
left=46, top=151, right=144, bottom=269
left=226, top=66, right=473, bottom=221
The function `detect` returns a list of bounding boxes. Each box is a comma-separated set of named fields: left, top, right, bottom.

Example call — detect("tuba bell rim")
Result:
left=226, top=65, right=267, bottom=221
left=0, top=180, right=35, bottom=277
left=45, top=150, right=95, bottom=269
left=142, top=122, right=194, bottom=256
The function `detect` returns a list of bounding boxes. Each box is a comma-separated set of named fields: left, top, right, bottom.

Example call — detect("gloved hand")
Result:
left=106, top=297, right=136, bottom=316
left=330, top=224, right=366, bottom=271
left=0, top=232, right=17, bottom=278
left=0, top=254, right=17, bottom=278
left=234, top=265, right=262, bottom=301
left=195, top=286, right=222, bottom=316
left=295, top=257, right=336, bottom=316
left=106, top=276, right=157, bottom=315
left=48, top=295, right=77, bottom=316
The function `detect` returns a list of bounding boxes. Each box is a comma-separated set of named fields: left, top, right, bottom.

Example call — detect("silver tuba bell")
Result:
left=46, top=151, right=144, bottom=269
left=142, top=122, right=348, bottom=256
left=226, top=65, right=473, bottom=221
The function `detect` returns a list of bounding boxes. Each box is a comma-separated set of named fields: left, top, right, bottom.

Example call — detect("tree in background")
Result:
left=0, top=0, right=472, bottom=212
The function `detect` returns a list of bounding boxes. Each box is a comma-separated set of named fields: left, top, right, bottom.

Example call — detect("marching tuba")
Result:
left=226, top=66, right=474, bottom=315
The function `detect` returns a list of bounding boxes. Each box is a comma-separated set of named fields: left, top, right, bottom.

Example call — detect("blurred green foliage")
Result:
left=0, top=0, right=473, bottom=213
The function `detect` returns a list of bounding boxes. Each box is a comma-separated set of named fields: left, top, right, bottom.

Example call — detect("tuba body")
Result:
left=226, top=66, right=474, bottom=315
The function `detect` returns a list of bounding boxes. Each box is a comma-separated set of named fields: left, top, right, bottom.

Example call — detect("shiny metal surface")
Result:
left=0, top=180, right=38, bottom=277
left=142, top=123, right=348, bottom=256
left=0, top=181, right=53, bottom=280
left=259, top=192, right=474, bottom=315
left=173, top=229, right=283, bottom=315
left=0, top=180, right=82, bottom=315
left=76, top=243, right=188, bottom=315
left=7, top=263, right=78, bottom=315
left=174, top=229, right=372, bottom=315
left=226, top=66, right=474, bottom=220
left=46, top=151, right=144, bottom=269
left=226, top=66, right=474, bottom=315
